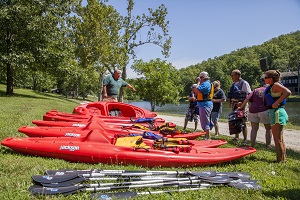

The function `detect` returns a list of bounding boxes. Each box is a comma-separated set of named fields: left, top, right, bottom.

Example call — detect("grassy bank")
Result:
left=0, top=85, right=300, bottom=200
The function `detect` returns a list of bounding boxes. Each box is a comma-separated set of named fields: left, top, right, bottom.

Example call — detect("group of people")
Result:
left=184, top=69, right=290, bottom=163
left=103, top=69, right=291, bottom=163
left=183, top=71, right=226, bottom=140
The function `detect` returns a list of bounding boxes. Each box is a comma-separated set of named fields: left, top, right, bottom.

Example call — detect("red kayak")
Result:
left=73, top=101, right=157, bottom=118
left=20, top=121, right=206, bottom=140
left=1, top=131, right=255, bottom=167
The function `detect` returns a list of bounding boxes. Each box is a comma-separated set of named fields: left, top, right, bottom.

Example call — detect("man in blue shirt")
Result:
left=193, top=71, right=213, bottom=139
left=102, top=69, right=136, bottom=102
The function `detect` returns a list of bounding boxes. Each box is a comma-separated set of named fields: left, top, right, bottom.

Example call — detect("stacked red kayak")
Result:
left=1, top=101, right=256, bottom=167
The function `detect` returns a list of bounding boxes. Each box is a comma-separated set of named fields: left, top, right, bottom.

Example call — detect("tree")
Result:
left=0, top=0, right=80, bottom=95
left=131, top=59, right=181, bottom=111
left=116, top=0, right=172, bottom=102
left=73, top=0, right=126, bottom=100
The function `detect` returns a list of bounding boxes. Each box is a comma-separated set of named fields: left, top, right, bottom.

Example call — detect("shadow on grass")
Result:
left=0, top=89, right=93, bottom=105
left=263, top=189, right=300, bottom=200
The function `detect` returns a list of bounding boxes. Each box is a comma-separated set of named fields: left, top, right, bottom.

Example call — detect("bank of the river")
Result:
left=157, top=114, right=300, bottom=152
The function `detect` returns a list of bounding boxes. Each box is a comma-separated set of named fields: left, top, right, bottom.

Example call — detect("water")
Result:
left=129, top=101, right=300, bottom=126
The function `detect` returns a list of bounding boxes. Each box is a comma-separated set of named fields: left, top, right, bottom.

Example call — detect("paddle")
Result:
left=34, top=171, right=217, bottom=185
left=90, top=186, right=208, bottom=200
left=90, top=180, right=262, bottom=200
left=38, top=174, right=221, bottom=188
left=29, top=179, right=209, bottom=195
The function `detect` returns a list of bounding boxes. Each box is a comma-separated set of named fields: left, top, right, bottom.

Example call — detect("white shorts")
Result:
left=248, top=110, right=270, bottom=124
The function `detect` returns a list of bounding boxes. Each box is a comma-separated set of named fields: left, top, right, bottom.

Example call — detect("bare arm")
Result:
left=103, top=85, right=107, bottom=98
left=272, top=82, right=291, bottom=108
left=126, top=84, right=136, bottom=92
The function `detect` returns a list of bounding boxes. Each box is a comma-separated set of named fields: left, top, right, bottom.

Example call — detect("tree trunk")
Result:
left=6, top=62, right=13, bottom=95
left=98, top=71, right=105, bottom=101
left=6, top=28, right=13, bottom=95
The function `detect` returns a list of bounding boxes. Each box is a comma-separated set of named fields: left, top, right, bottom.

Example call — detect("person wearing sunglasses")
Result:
left=264, top=70, right=291, bottom=163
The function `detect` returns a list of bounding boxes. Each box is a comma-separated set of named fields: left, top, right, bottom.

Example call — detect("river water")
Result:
left=129, top=101, right=300, bottom=126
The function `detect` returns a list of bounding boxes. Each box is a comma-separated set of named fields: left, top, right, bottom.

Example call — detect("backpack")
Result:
left=228, top=111, right=244, bottom=135
left=228, top=79, right=247, bottom=102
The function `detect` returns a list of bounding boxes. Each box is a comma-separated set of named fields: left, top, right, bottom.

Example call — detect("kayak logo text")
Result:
left=65, top=132, right=81, bottom=137
left=59, top=145, right=80, bottom=151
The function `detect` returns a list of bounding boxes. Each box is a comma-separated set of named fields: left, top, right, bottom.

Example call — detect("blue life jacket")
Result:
left=228, top=79, right=247, bottom=101
left=133, top=118, right=155, bottom=123
left=264, top=83, right=286, bottom=109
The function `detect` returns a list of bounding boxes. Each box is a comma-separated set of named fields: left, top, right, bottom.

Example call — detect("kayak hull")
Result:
left=20, top=121, right=206, bottom=140
left=1, top=135, right=255, bottom=167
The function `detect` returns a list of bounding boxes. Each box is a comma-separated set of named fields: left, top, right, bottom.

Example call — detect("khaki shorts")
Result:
left=248, top=110, right=270, bottom=124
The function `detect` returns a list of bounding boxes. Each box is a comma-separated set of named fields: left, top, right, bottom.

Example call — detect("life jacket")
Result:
left=115, top=136, right=150, bottom=149
left=131, top=117, right=155, bottom=123
left=264, top=83, right=286, bottom=109
left=228, top=79, right=247, bottom=102
left=196, top=83, right=214, bottom=101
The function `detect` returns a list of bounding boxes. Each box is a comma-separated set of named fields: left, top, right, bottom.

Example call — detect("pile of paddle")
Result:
left=29, top=169, right=262, bottom=199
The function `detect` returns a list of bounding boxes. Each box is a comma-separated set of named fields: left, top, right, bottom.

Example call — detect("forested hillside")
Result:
left=1, top=1, right=299, bottom=101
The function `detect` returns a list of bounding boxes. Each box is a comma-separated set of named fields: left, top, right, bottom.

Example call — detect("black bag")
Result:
left=228, top=111, right=244, bottom=135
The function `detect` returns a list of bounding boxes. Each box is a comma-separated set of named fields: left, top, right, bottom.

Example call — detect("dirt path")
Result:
left=157, top=114, right=300, bottom=152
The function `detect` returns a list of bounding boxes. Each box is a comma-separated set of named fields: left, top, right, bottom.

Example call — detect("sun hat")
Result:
left=199, top=71, right=209, bottom=78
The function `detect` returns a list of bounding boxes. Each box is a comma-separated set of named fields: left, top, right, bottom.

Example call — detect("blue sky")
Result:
left=86, top=0, right=300, bottom=78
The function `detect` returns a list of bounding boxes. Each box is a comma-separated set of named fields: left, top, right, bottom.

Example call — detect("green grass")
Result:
left=0, top=84, right=300, bottom=200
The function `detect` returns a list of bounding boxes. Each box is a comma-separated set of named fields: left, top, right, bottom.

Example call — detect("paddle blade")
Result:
left=29, top=185, right=85, bottom=195
left=91, top=191, right=138, bottom=199
left=39, top=177, right=86, bottom=187
left=216, top=172, right=251, bottom=179
left=32, top=174, right=79, bottom=184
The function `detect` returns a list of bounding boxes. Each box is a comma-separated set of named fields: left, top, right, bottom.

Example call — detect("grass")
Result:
left=0, top=84, right=300, bottom=200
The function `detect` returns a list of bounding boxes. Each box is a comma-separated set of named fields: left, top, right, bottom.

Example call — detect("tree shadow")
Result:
left=263, top=189, right=300, bottom=200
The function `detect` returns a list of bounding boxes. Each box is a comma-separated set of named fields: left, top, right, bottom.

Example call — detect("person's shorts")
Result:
left=185, top=108, right=200, bottom=123
left=211, top=111, right=220, bottom=122
left=248, top=110, right=270, bottom=124
left=269, top=108, right=288, bottom=126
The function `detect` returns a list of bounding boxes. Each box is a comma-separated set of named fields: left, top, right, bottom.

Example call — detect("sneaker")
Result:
left=193, top=129, right=197, bottom=132
left=215, top=134, right=219, bottom=138
left=232, top=138, right=239, bottom=141
left=241, top=141, right=248, bottom=146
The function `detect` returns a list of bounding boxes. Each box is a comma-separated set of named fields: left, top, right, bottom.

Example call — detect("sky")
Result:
left=87, top=0, right=300, bottom=78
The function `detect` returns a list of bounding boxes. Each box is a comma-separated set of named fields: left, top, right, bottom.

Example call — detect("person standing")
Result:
left=183, top=84, right=199, bottom=132
left=194, top=71, right=214, bottom=140
left=264, top=70, right=291, bottom=163
left=229, top=69, right=252, bottom=145
left=211, top=80, right=226, bottom=137
left=237, top=85, right=272, bottom=148
left=102, top=69, right=136, bottom=102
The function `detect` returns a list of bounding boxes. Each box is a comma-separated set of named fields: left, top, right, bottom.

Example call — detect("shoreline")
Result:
left=157, top=114, right=300, bottom=152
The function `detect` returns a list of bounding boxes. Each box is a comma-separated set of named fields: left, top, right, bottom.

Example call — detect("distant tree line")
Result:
left=0, top=1, right=299, bottom=110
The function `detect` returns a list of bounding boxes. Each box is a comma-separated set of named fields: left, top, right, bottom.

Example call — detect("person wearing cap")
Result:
left=102, top=69, right=136, bottom=102
left=182, top=84, right=199, bottom=132
left=193, top=71, right=214, bottom=139
left=211, top=80, right=227, bottom=137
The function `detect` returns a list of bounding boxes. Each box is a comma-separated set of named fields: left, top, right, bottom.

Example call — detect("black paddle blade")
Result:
left=45, top=169, right=95, bottom=176
left=32, top=174, right=79, bottom=184
left=91, top=191, right=138, bottom=199
left=230, top=182, right=262, bottom=190
left=29, top=185, right=85, bottom=195
left=39, top=177, right=86, bottom=187
left=216, top=172, right=251, bottom=179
